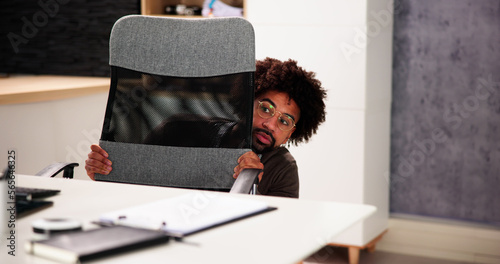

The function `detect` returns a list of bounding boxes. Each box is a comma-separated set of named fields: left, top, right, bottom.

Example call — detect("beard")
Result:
left=251, top=128, right=276, bottom=154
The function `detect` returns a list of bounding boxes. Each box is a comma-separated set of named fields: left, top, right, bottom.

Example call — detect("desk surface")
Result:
left=4, top=175, right=375, bottom=264
left=0, top=75, right=109, bottom=105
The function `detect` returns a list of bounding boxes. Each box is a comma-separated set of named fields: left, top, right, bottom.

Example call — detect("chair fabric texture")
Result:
left=109, top=15, right=255, bottom=77
left=95, top=15, right=255, bottom=191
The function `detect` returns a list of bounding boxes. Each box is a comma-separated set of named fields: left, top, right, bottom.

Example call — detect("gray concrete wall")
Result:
left=390, top=0, right=500, bottom=225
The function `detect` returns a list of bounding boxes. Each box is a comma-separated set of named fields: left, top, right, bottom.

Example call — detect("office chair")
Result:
left=36, top=162, right=79, bottom=178
left=95, top=15, right=259, bottom=194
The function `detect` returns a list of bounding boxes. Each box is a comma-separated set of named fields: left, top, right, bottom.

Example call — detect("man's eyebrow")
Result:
left=261, top=98, right=296, bottom=122
left=261, top=98, right=275, bottom=106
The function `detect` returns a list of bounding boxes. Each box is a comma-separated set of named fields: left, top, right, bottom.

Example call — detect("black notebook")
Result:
left=16, top=200, right=53, bottom=217
left=16, top=186, right=60, bottom=200
left=26, top=225, right=170, bottom=263
left=15, top=187, right=60, bottom=217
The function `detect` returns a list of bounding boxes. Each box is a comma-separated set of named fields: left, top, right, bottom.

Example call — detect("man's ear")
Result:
left=281, top=127, right=296, bottom=145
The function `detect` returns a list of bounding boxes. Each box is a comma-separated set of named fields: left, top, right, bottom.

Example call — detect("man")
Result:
left=86, top=57, right=326, bottom=198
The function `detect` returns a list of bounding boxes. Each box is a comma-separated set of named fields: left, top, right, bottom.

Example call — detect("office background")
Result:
left=1, top=0, right=499, bottom=262
left=2, top=0, right=497, bottom=226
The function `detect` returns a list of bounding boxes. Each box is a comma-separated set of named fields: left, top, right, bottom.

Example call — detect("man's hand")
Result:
left=233, top=151, right=264, bottom=182
left=85, top=144, right=112, bottom=181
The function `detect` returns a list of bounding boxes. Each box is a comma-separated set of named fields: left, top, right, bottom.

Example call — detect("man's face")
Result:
left=251, top=90, right=300, bottom=154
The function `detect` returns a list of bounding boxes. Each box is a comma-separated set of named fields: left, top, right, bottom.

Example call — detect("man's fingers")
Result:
left=85, top=160, right=112, bottom=181
left=90, top=144, right=109, bottom=158
left=233, top=151, right=264, bottom=179
left=87, top=171, right=95, bottom=181
left=85, top=158, right=112, bottom=173
left=86, top=144, right=112, bottom=180
left=237, top=151, right=259, bottom=163
left=88, top=151, right=112, bottom=166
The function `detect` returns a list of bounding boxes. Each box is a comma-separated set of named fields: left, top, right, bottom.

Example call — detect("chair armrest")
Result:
left=229, top=168, right=261, bottom=194
left=35, top=162, right=79, bottom=178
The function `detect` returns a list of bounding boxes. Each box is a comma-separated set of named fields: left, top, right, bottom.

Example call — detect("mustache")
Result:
left=252, top=128, right=276, bottom=154
left=253, top=128, right=275, bottom=143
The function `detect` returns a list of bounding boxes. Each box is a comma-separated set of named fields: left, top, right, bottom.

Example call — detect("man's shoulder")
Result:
left=261, top=147, right=296, bottom=166
left=258, top=147, right=299, bottom=198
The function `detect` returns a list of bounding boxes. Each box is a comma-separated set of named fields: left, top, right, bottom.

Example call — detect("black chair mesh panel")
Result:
left=101, top=66, right=254, bottom=149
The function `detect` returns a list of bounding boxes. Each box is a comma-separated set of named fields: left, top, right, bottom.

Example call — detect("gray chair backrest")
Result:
left=95, top=15, right=255, bottom=191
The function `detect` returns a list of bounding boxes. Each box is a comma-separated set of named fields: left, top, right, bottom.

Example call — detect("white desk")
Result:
left=3, top=175, right=375, bottom=264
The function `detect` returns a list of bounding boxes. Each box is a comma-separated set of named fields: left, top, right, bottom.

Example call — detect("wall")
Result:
left=0, top=92, right=108, bottom=180
left=390, top=0, right=500, bottom=225
left=377, top=1, right=500, bottom=262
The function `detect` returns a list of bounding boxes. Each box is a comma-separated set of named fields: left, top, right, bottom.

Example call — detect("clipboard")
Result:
left=99, top=192, right=276, bottom=236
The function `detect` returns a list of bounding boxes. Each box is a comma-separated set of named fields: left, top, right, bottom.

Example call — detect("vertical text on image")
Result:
left=5, top=150, right=17, bottom=256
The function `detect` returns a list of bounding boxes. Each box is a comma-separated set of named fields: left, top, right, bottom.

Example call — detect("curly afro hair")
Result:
left=254, top=57, right=327, bottom=145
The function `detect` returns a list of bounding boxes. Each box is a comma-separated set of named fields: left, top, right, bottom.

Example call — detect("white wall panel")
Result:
left=252, top=24, right=368, bottom=110
left=0, top=93, right=108, bottom=180
left=246, top=0, right=367, bottom=26
left=291, top=109, right=365, bottom=202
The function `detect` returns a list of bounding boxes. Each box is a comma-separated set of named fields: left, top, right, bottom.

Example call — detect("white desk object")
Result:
left=5, top=175, right=376, bottom=264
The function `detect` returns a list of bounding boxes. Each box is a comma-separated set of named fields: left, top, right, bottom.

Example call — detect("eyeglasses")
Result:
left=256, top=101, right=296, bottom=131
